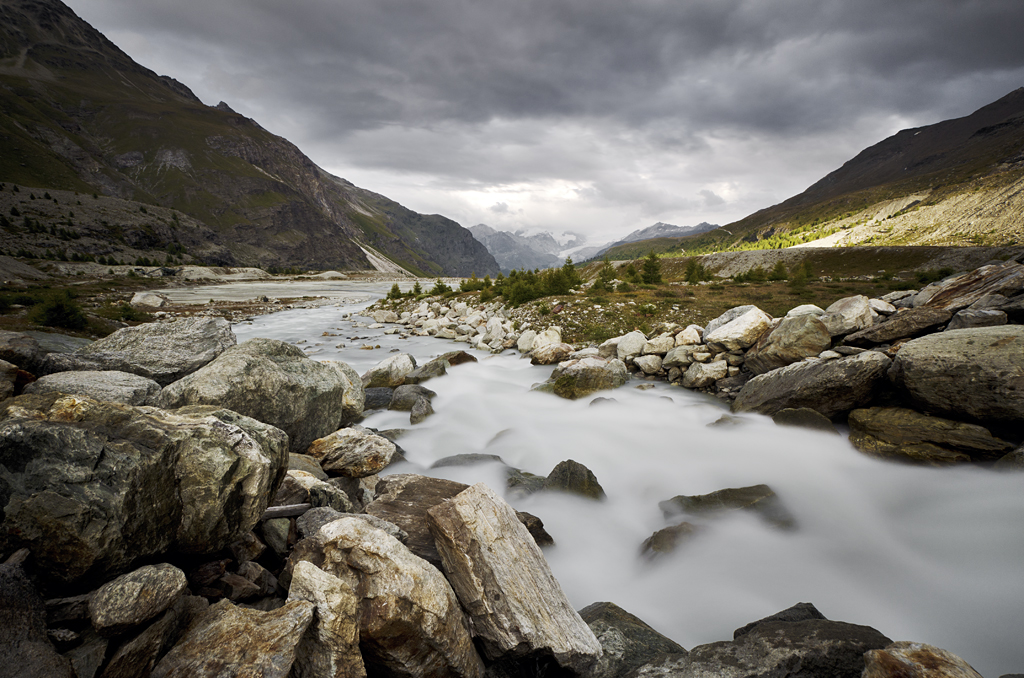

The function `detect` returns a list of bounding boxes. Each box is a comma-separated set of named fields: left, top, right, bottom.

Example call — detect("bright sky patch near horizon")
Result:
left=65, top=0, right=1024, bottom=245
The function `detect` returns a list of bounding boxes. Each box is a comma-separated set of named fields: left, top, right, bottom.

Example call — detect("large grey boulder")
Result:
left=427, top=483, right=601, bottom=676
left=151, top=599, right=314, bottom=678
left=59, top=317, right=236, bottom=385
left=0, top=330, right=44, bottom=372
left=324, top=360, right=366, bottom=424
left=704, top=306, right=757, bottom=338
left=287, top=561, right=366, bottom=678
left=0, top=394, right=288, bottom=586
left=732, top=351, right=892, bottom=418
left=744, top=314, right=831, bottom=375
left=945, top=308, right=1007, bottom=331
left=703, top=307, right=772, bottom=351
left=820, top=295, right=874, bottom=337
left=531, top=342, right=575, bottom=365
left=536, top=357, right=628, bottom=400
left=580, top=601, right=687, bottom=678
left=843, top=307, right=951, bottom=347
left=157, top=338, right=360, bottom=452
left=616, top=331, right=648, bottom=361
left=361, top=353, right=417, bottom=388
left=24, top=370, right=161, bottom=405
left=914, top=261, right=1024, bottom=312
left=90, top=563, right=188, bottom=636
left=848, top=407, right=1012, bottom=465
left=100, top=594, right=209, bottom=678
left=888, top=326, right=1024, bottom=425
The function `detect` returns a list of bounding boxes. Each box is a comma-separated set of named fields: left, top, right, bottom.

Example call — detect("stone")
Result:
left=914, top=261, right=1024, bottom=312
left=426, top=483, right=601, bottom=675
left=662, top=345, right=700, bottom=369
left=771, top=408, right=839, bottom=434
left=530, top=342, right=575, bottom=365
left=744, top=315, right=831, bottom=375
left=704, top=306, right=757, bottom=337
left=237, top=561, right=278, bottom=597
left=0, top=396, right=287, bottom=586
left=361, top=353, right=417, bottom=388
left=66, top=317, right=236, bottom=385
left=150, top=599, right=315, bottom=678
left=616, top=331, right=648, bottom=361
left=90, top=563, right=188, bottom=636
left=681, top=360, right=728, bottom=389
left=994, top=445, right=1024, bottom=470
left=844, top=307, right=952, bottom=347
left=733, top=602, right=826, bottom=638
left=675, top=325, right=703, bottom=345
left=307, top=428, right=396, bottom=478
left=660, top=484, right=795, bottom=529
left=314, top=518, right=484, bottom=678
left=289, top=453, right=328, bottom=480
left=363, top=387, right=394, bottom=410
left=287, top=560, right=366, bottom=678
left=389, top=384, right=437, bottom=411
left=733, top=351, right=892, bottom=418
left=946, top=308, right=1007, bottom=331
left=640, top=522, right=700, bottom=556
left=539, top=357, right=628, bottom=400
left=0, top=330, right=44, bottom=372
left=847, top=407, right=1012, bottom=465
left=0, top=358, right=18, bottom=400
left=543, top=459, right=606, bottom=499
left=517, top=330, right=537, bottom=352
left=370, top=309, right=399, bottom=323
left=533, top=326, right=563, bottom=350
left=869, top=299, right=897, bottom=315
left=130, top=291, right=171, bottom=308
left=580, top=602, right=687, bottom=678
left=642, top=334, right=676, bottom=355
left=704, top=307, right=772, bottom=351
left=0, top=562, right=75, bottom=678
left=100, top=595, right=210, bottom=678
left=410, top=396, right=434, bottom=424
left=785, top=304, right=825, bottom=318
left=888, top=326, right=1024, bottom=425
left=24, top=370, right=161, bottom=405
left=634, top=354, right=663, bottom=374
left=403, top=357, right=447, bottom=384
left=863, top=641, right=983, bottom=678
left=157, top=338, right=359, bottom=453
left=324, top=360, right=366, bottom=425
left=820, top=295, right=874, bottom=337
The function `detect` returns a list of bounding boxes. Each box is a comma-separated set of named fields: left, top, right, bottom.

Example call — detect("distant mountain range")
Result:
left=0, top=0, right=498, bottom=275
left=468, top=224, right=575, bottom=273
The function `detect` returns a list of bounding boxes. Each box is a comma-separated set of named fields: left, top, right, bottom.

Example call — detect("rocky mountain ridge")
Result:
left=0, top=0, right=498, bottom=276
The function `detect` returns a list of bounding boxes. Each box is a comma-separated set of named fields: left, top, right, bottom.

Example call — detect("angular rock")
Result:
left=703, top=307, right=772, bottom=351
left=634, top=354, right=663, bottom=374
left=530, top=342, right=575, bottom=365
left=681, top=360, right=728, bottom=389
left=0, top=562, right=75, bottom=678
left=616, top=331, right=648, bottom=361
left=90, top=563, right=188, bottom=636
left=704, top=306, right=757, bottom=338
left=888, top=326, right=1024, bottom=425
left=914, top=261, right=1024, bottom=312
left=863, top=641, right=983, bottom=678
left=0, top=330, right=44, bottom=372
left=0, top=395, right=287, bottom=586
left=24, top=370, right=161, bottom=406
left=533, top=327, right=563, bottom=350
left=640, top=522, right=700, bottom=556
left=946, top=308, right=1007, bottom=331
left=662, top=345, right=699, bottom=369
left=733, top=351, right=892, bottom=418
left=363, top=387, right=394, bottom=410
left=580, top=602, right=687, bottom=678
left=289, top=453, right=328, bottom=480
left=101, top=595, right=209, bottom=678
left=744, top=315, right=831, bottom=375
left=543, top=459, right=606, bottom=499
left=325, top=360, right=366, bottom=425
left=361, top=353, right=417, bottom=388
left=785, top=304, right=825, bottom=318
left=675, top=325, right=703, bottom=345
left=771, top=408, right=839, bottom=434
left=733, top=602, right=826, bottom=638
left=150, top=599, right=314, bottom=678
left=158, top=338, right=358, bottom=452
left=820, top=295, right=874, bottom=337
left=642, top=334, right=676, bottom=355
left=315, top=517, right=484, bottom=678
left=410, top=396, right=434, bottom=424
left=994, top=445, right=1024, bottom=470
left=660, top=484, right=795, bottom=529
left=847, top=407, right=1011, bottom=465
left=844, top=307, right=952, bottom=347
left=307, top=428, right=396, bottom=478
left=370, top=310, right=400, bottom=323
left=540, top=357, right=628, bottom=400
left=130, top=291, right=170, bottom=308
left=287, top=560, right=366, bottom=678
left=403, top=359, right=448, bottom=384
left=68, top=317, right=236, bottom=385
left=389, top=384, right=437, bottom=411
left=427, top=483, right=601, bottom=675
left=517, top=330, right=537, bottom=353
left=869, top=298, right=897, bottom=315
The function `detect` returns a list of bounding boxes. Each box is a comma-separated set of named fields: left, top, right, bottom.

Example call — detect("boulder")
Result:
left=771, top=408, right=839, bottom=434
left=662, top=345, right=700, bottom=369
left=90, top=563, right=188, bottom=636
left=640, top=522, right=700, bottom=556
left=287, top=561, right=366, bottom=678
left=426, top=483, right=601, bottom=676
left=863, top=641, right=983, bottom=678
left=361, top=353, right=417, bottom=388
left=660, top=484, right=794, bottom=529
left=533, top=326, right=563, bottom=350
left=370, top=309, right=400, bottom=323
left=130, top=291, right=171, bottom=308
left=539, top=357, right=628, bottom=400
left=325, top=360, right=366, bottom=424
left=869, top=299, right=897, bottom=315
left=0, top=330, right=44, bottom=372
left=100, top=594, right=209, bottom=678
left=733, top=351, right=892, bottom=418
left=994, top=445, right=1024, bottom=470
left=681, top=360, right=728, bottom=389
left=411, top=397, right=434, bottom=424
left=363, top=387, right=394, bottom=410
left=0, top=562, right=75, bottom=677
left=24, top=370, right=161, bottom=405
left=579, top=602, right=687, bottom=678
left=634, top=355, right=663, bottom=374
left=914, top=261, right=1024, bottom=311
left=642, top=334, right=676, bottom=355
left=64, top=317, right=236, bottom=385
left=744, top=315, right=831, bottom=375
left=313, top=518, right=484, bottom=678
left=150, top=599, right=314, bottom=678
left=157, top=338, right=359, bottom=452
left=517, top=330, right=537, bottom=353
left=888, top=326, right=1024, bottom=425
left=703, top=307, right=772, bottom=351
left=0, top=358, right=18, bottom=400
left=307, top=428, right=396, bottom=478
left=530, top=342, right=575, bottom=365
left=820, top=295, right=874, bottom=337
left=674, top=325, right=703, bottom=345
left=847, top=407, right=1012, bottom=465
left=733, top=602, right=826, bottom=638
left=843, top=307, right=952, bottom=347
left=389, top=384, right=437, bottom=411
left=785, top=304, right=825, bottom=318
left=704, top=306, right=757, bottom=337
left=403, top=357, right=448, bottom=384
left=946, top=308, right=1007, bottom=331
left=616, top=331, right=648, bottom=361
left=543, top=459, right=606, bottom=499
left=0, top=395, right=288, bottom=586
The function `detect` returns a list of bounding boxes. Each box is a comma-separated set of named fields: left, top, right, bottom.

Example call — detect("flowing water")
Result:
left=228, top=284, right=1024, bottom=677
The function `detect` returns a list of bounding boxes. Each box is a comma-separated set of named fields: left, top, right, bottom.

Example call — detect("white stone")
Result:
left=615, top=331, right=648, bottom=361
left=703, top=307, right=772, bottom=351
left=682, top=360, right=728, bottom=388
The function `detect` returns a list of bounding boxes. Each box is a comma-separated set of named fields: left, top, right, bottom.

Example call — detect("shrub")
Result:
left=30, top=292, right=87, bottom=330
left=429, top=279, right=451, bottom=295
left=641, top=252, right=662, bottom=284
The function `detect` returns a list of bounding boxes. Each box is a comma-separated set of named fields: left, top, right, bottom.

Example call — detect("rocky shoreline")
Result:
left=0, top=261, right=1021, bottom=677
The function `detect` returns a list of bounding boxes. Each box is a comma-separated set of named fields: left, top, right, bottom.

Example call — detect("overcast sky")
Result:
left=65, top=0, right=1024, bottom=244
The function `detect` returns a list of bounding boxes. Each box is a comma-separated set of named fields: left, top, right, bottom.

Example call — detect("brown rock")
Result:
left=844, top=307, right=952, bottom=347
left=863, top=641, right=983, bottom=678
left=848, top=407, right=1012, bottom=465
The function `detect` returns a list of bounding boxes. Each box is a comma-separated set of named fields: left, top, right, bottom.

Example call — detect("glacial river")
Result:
left=210, top=282, right=1024, bottom=677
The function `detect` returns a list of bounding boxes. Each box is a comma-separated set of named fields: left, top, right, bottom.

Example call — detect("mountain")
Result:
left=675, top=88, right=1024, bottom=254
left=469, top=224, right=565, bottom=273
left=592, top=221, right=719, bottom=259
left=0, top=0, right=498, bottom=275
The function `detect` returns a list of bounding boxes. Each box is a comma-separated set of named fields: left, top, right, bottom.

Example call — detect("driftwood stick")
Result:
left=260, top=503, right=312, bottom=520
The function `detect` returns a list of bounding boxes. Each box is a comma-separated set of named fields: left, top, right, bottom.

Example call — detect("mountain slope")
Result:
left=676, top=88, right=1024, bottom=254
left=0, top=0, right=498, bottom=275
left=469, top=224, right=564, bottom=273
